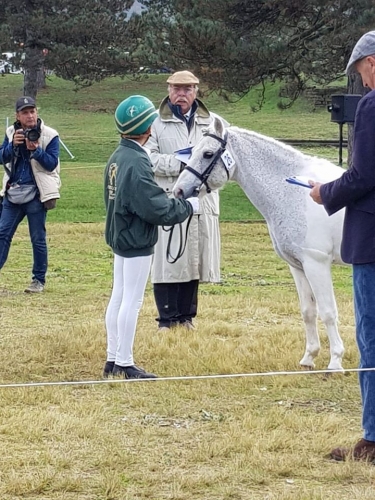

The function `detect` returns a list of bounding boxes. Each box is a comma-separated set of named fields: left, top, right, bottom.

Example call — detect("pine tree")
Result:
left=142, top=0, right=375, bottom=105
left=0, top=0, right=142, bottom=97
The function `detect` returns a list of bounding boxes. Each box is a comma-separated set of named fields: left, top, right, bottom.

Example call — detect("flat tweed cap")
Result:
left=346, top=30, right=375, bottom=74
left=167, top=70, right=199, bottom=85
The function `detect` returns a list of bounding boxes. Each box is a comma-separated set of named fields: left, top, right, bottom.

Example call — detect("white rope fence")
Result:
left=0, top=367, right=373, bottom=389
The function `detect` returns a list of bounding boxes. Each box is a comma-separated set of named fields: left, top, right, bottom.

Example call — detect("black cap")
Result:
left=15, top=96, right=36, bottom=112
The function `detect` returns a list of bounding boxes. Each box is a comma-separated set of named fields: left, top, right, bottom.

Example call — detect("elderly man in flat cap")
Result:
left=146, top=70, right=228, bottom=332
left=310, top=31, right=375, bottom=463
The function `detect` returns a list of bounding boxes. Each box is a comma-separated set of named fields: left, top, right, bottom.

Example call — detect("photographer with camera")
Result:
left=0, top=96, right=61, bottom=293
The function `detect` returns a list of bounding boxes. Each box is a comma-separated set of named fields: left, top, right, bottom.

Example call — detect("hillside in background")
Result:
left=0, top=73, right=345, bottom=167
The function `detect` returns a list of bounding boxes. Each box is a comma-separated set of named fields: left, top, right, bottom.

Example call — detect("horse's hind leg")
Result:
left=302, top=258, right=344, bottom=371
left=289, top=265, right=320, bottom=369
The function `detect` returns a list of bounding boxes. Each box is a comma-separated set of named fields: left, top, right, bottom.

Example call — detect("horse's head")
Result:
left=173, top=117, right=234, bottom=199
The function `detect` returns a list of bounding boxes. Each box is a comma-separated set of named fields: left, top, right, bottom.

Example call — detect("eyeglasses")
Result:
left=169, top=85, right=196, bottom=95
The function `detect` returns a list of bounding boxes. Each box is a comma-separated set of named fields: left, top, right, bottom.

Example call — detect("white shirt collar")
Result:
left=127, top=138, right=151, bottom=157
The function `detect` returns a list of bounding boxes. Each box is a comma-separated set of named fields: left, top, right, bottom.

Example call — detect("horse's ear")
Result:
left=214, top=117, right=224, bottom=138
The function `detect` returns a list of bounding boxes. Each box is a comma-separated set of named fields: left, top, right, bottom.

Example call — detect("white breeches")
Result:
left=105, top=253, right=152, bottom=366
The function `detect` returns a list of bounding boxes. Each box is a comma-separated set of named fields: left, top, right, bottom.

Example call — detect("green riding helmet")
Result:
left=115, top=95, right=158, bottom=135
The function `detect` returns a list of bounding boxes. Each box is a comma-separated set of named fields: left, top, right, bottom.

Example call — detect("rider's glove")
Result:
left=186, top=197, right=199, bottom=213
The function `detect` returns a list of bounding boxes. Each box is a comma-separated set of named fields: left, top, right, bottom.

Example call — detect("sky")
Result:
left=127, top=0, right=146, bottom=16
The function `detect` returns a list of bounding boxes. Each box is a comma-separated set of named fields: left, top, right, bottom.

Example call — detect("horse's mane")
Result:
left=220, top=124, right=341, bottom=176
left=228, top=125, right=306, bottom=158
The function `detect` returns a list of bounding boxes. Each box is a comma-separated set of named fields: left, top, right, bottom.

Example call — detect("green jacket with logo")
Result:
left=104, top=138, right=192, bottom=258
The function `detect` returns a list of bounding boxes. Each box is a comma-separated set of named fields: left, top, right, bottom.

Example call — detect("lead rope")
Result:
left=163, top=214, right=194, bottom=264
left=163, top=189, right=199, bottom=264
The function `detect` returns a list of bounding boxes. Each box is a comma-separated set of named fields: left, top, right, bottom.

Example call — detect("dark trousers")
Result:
left=153, top=280, right=199, bottom=328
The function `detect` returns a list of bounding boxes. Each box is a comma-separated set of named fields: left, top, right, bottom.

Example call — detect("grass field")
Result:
left=0, top=74, right=347, bottom=165
left=0, top=74, right=369, bottom=500
left=0, top=222, right=366, bottom=500
left=0, top=73, right=348, bottom=224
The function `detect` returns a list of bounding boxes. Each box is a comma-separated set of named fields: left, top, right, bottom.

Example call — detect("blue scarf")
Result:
left=168, top=100, right=198, bottom=132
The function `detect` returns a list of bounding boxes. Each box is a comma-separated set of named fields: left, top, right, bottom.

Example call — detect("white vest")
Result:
left=1, top=120, right=61, bottom=202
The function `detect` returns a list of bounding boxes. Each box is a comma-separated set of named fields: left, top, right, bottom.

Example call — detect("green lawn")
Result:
left=0, top=74, right=346, bottom=163
left=0, top=74, right=347, bottom=223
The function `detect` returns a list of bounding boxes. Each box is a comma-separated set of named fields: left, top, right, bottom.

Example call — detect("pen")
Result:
left=285, top=177, right=312, bottom=189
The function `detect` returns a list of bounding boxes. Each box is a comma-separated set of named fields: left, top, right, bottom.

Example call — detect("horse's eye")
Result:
left=203, top=151, right=214, bottom=159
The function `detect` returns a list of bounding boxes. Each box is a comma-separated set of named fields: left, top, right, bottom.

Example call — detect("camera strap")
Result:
left=7, top=121, right=24, bottom=180
left=5, top=125, right=37, bottom=189
left=5, top=141, right=16, bottom=181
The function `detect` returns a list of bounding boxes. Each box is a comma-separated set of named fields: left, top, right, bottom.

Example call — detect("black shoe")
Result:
left=112, top=364, right=157, bottom=379
left=103, top=361, right=115, bottom=378
left=180, top=320, right=195, bottom=330
left=158, top=322, right=178, bottom=330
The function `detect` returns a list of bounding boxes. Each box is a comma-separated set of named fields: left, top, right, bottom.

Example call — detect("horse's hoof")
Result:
left=327, top=366, right=345, bottom=373
left=300, top=364, right=314, bottom=371
left=321, top=367, right=344, bottom=380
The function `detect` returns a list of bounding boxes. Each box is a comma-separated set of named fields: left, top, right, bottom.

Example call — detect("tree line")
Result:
left=0, top=0, right=374, bottom=100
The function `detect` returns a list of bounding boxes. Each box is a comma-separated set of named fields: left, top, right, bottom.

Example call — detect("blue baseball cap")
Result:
left=15, top=96, right=36, bottom=112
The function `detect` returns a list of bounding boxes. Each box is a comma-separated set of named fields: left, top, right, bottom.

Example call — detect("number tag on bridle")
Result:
left=221, top=150, right=235, bottom=170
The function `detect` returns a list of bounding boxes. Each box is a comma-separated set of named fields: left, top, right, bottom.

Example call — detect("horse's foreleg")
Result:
left=302, top=258, right=344, bottom=371
left=289, top=265, right=320, bottom=369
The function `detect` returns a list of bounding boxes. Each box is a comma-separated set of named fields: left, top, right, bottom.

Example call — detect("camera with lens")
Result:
left=24, top=127, right=40, bottom=142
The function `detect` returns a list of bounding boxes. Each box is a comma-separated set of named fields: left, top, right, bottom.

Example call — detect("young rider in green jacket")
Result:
left=103, top=95, right=199, bottom=379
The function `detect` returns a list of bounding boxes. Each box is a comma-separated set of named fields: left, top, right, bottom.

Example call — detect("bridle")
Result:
left=165, top=130, right=230, bottom=264
left=184, top=131, right=230, bottom=193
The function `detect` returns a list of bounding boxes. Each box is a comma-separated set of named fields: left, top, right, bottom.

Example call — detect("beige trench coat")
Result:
left=146, top=97, right=228, bottom=284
